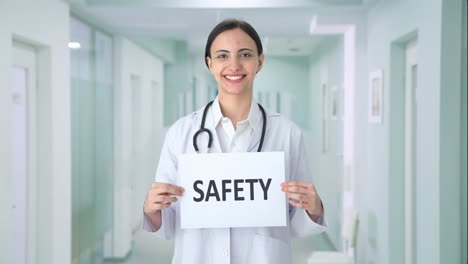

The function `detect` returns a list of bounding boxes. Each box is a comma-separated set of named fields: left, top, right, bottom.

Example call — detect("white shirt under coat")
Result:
left=143, top=97, right=327, bottom=264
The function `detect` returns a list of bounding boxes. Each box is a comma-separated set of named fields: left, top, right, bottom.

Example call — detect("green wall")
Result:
left=255, top=56, right=311, bottom=128
left=439, top=2, right=464, bottom=263
left=364, top=0, right=464, bottom=263
left=130, top=37, right=178, bottom=64
left=461, top=1, right=467, bottom=263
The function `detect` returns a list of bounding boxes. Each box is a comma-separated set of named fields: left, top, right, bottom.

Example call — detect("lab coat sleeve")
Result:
left=289, top=132, right=328, bottom=238
left=142, top=126, right=178, bottom=240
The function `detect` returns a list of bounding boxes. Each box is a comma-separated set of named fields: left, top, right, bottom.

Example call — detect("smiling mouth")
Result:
left=224, top=75, right=245, bottom=81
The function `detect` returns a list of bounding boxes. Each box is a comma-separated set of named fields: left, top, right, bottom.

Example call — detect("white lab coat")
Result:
left=143, top=102, right=327, bottom=264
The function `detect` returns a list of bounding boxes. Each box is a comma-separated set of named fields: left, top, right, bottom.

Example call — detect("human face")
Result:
left=206, top=28, right=264, bottom=98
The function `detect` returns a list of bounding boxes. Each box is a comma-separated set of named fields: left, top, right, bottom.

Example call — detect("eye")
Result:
left=240, top=52, right=253, bottom=58
left=216, top=54, right=228, bottom=59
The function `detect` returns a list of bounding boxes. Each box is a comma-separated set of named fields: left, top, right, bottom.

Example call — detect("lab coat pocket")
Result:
left=248, top=234, right=291, bottom=264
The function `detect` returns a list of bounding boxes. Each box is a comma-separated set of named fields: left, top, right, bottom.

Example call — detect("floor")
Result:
left=102, top=230, right=174, bottom=264
left=99, top=230, right=334, bottom=264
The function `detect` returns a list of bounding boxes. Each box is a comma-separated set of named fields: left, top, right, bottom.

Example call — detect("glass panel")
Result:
left=70, top=16, right=114, bottom=263
left=94, top=30, right=114, bottom=252
left=70, top=17, right=93, bottom=263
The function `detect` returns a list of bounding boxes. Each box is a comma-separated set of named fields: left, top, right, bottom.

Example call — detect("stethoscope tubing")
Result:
left=193, top=100, right=267, bottom=153
left=193, top=101, right=214, bottom=152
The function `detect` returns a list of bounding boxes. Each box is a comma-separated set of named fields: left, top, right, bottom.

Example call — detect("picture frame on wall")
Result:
left=368, top=69, right=383, bottom=124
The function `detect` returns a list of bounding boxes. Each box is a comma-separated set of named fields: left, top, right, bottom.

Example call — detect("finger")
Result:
left=286, top=192, right=307, bottom=202
left=153, top=202, right=171, bottom=210
left=154, top=184, right=184, bottom=196
left=152, top=182, right=185, bottom=193
left=167, top=183, right=185, bottom=193
left=144, top=200, right=170, bottom=214
left=288, top=199, right=305, bottom=209
left=281, top=181, right=315, bottom=190
left=281, top=186, right=310, bottom=194
left=151, top=193, right=180, bottom=204
left=154, top=196, right=178, bottom=204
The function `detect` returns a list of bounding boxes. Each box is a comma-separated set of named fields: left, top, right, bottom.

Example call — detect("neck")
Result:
left=218, top=93, right=252, bottom=128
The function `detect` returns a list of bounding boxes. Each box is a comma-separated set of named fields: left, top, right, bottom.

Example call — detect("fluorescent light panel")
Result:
left=68, top=42, right=81, bottom=49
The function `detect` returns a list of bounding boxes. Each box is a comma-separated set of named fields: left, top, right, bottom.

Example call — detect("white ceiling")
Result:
left=69, top=0, right=374, bottom=57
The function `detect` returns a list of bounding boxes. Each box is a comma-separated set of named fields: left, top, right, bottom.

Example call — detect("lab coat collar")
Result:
left=209, top=96, right=268, bottom=152
left=211, top=96, right=261, bottom=129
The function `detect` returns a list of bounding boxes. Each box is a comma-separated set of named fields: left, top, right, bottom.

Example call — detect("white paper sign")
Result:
left=178, top=152, right=286, bottom=229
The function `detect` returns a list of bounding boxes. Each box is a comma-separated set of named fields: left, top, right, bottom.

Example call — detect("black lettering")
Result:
left=245, top=179, right=258, bottom=200
left=259, top=178, right=272, bottom=200
left=221, top=180, right=232, bottom=201
left=234, top=179, right=245, bottom=201
left=193, top=180, right=204, bottom=202
left=205, top=180, right=221, bottom=202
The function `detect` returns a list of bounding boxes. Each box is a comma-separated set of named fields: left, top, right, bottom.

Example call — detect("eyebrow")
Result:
left=214, top=48, right=255, bottom=54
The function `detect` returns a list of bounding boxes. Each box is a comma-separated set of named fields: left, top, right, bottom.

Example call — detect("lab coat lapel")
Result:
left=247, top=112, right=270, bottom=152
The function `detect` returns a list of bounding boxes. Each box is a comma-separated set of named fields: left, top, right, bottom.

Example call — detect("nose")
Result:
left=227, top=56, right=242, bottom=71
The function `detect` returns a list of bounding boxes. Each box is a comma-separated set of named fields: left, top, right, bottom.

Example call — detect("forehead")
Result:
left=211, top=28, right=257, bottom=51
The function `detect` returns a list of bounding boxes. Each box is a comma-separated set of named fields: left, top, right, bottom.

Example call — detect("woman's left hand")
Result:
left=281, top=181, right=323, bottom=221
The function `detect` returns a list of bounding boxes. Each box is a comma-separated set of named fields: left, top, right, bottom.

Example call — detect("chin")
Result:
left=221, top=84, right=252, bottom=95
left=221, top=88, right=250, bottom=97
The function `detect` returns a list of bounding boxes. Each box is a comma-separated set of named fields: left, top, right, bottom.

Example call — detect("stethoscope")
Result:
left=193, top=100, right=267, bottom=153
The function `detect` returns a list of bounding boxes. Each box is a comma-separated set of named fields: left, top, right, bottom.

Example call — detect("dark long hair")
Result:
left=204, top=19, right=263, bottom=68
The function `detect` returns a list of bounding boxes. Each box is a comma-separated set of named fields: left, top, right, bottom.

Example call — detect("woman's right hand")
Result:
left=144, top=182, right=184, bottom=216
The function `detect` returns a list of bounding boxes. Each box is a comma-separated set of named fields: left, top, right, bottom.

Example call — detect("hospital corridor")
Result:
left=0, top=0, right=466, bottom=264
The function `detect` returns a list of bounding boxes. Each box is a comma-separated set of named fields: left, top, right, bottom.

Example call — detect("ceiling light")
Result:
left=68, top=42, right=81, bottom=49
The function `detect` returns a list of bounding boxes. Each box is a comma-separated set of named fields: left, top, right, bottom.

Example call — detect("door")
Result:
left=404, top=38, right=417, bottom=264
left=11, top=41, right=37, bottom=264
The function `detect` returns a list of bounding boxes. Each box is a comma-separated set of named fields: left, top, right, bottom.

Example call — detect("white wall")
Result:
left=0, top=1, right=71, bottom=264
left=361, top=0, right=463, bottom=263
left=111, top=36, right=165, bottom=258
left=307, top=37, right=344, bottom=249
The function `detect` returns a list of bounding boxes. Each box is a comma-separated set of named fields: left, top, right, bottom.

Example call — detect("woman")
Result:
left=143, top=19, right=327, bottom=264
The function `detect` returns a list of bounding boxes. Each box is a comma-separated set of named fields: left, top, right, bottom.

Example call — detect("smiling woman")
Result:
left=203, top=21, right=265, bottom=123
left=142, top=18, right=327, bottom=264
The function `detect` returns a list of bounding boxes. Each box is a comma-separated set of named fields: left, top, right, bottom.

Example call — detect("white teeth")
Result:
left=225, top=75, right=243, bottom=80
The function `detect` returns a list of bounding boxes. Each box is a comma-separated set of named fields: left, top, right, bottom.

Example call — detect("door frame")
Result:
left=11, top=40, right=38, bottom=264
left=404, top=38, right=417, bottom=264
left=389, top=31, right=418, bottom=264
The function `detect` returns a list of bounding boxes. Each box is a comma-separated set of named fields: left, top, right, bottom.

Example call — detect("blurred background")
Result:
left=0, top=0, right=466, bottom=264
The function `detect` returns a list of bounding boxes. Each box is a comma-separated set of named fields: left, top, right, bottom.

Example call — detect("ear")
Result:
left=256, top=54, right=265, bottom=74
left=206, top=56, right=213, bottom=72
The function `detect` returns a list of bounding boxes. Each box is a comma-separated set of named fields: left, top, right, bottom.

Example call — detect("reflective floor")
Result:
left=102, top=230, right=173, bottom=264
left=100, top=230, right=333, bottom=264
